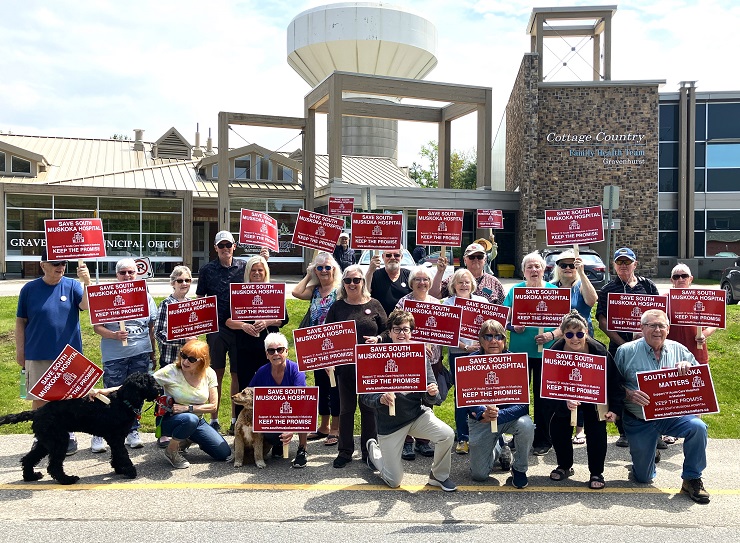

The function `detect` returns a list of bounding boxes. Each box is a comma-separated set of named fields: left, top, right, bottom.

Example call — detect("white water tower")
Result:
left=287, top=2, right=438, bottom=163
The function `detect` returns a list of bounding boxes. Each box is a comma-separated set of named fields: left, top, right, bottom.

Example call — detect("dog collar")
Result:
left=123, top=400, right=142, bottom=420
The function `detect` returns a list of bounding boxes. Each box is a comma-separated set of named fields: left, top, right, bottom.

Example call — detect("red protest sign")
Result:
left=477, top=209, right=504, bottom=229
left=402, top=299, right=462, bottom=347
left=293, top=321, right=358, bottom=371
left=230, top=283, right=285, bottom=321
left=45, top=219, right=106, bottom=260
left=355, top=342, right=427, bottom=394
left=29, top=345, right=103, bottom=401
left=540, top=349, right=607, bottom=404
left=415, top=209, right=464, bottom=247
left=668, top=288, right=726, bottom=329
left=545, top=205, right=604, bottom=246
left=637, top=365, right=719, bottom=420
left=455, top=298, right=509, bottom=341
left=328, top=197, right=355, bottom=216
left=511, top=287, right=571, bottom=328
left=166, top=296, right=219, bottom=340
left=454, top=353, right=530, bottom=407
left=87, top=279, right=150, bottom=325
left=239, top=209, right=279, bottom=252
left=350, top=213, right=403, bottom=251
left=291, top=209, right=344, bottom=253
left=606, top=293, right=669, bottom=333
left=252, top=387, right=319, bottom=433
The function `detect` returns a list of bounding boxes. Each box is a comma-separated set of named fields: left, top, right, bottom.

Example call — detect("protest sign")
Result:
left=637, top=364, right=719, bottom=420
left=545, top=206, right=604, bottom=246
left=87, top=279, right=150, bottom=325
left=166, top=296, right=219, bottom=340
left=415, top=209, right=464, bottom=247
left=510, top=287, right=571, bottom=328
left=454, top=353, right=530, bottom=407
left=239, top=209, right=279, bottom=252
left=540, top=349, right=607, bottom=404
left=355, top=343, right=427, bottom=394
left=402, top=299, right=462, bottom=347
left=45, top=218, right=106, bottom=260
left=293, top=321, right=357, bottom=371
left=455, top=298, right=510, bottom=341
left=230, top=283, right=285, bottom=321
left=606, top=293, right=669, bottom=333
left=476, top=209, right=504, bottom=230
left=668, top=288, right=726, bottom=329
left=291, top=209, right=344, bottom=253
left=328, top=197, right=355, bottom=216
left=28, top=345, right=103, bottom=401
left=252, top=387, right=319, bottom=432
left=350, top=213, right=403, bottom=251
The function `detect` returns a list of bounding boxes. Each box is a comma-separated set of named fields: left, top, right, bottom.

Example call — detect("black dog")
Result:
left=0, top=372, right=161, bottom=485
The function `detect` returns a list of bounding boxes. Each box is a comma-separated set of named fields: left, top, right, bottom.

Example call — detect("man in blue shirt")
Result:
left=614, top=309, right=710, bottom=504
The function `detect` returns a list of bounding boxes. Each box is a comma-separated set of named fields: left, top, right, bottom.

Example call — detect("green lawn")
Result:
left=1, top=296, right=738, bottom=438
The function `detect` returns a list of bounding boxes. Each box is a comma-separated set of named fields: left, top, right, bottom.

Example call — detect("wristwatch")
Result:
left=188, top=405, right=194, bottom=413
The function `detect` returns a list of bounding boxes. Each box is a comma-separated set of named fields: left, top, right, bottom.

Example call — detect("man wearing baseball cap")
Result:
left=333, top=232, right=355, bottom=271
left=595, top=247, right=659, bottom=448
left=430, top=242, right=505, bottom=305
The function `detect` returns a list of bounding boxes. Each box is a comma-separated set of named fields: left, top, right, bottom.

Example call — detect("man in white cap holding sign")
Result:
left=430, top=242, right=505, bottom=304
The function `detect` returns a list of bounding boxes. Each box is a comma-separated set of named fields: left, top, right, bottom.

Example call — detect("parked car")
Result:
left=419, top=250, right=461, bottom=267
left=541, top=248, right=607, bottom=290
left=720, top=260, right=740, bottom=304
left=357, top=249, right=454, bottom=282
left=713, top=251, right=739, bottom=258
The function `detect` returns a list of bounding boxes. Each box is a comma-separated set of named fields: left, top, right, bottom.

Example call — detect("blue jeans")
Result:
left=160, top=413, right=231, bottom=461
left=468, top=414, right=535, bottom=481
left=449, top=351, right=469, bottom=442
left=103, top=352, right=151, bottom=430
left=622, top=411, right=707, bottom=483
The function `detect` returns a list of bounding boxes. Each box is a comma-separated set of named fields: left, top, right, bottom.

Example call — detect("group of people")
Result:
left=14, top=235, right=713, bottom=503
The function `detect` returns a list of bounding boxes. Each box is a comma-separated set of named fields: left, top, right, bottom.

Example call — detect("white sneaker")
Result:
left=91, top=436, right=107, bottom=453
left=125, top=430, right=143, bottom=449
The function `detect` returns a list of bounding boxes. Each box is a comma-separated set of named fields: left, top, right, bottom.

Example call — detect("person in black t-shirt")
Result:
left=365, top=249, right=412, bottom=316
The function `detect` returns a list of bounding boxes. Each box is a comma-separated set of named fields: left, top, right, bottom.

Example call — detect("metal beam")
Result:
left=316, top=99, right=443, bottom=123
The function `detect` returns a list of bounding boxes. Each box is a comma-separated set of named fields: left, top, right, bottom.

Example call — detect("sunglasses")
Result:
left=615, top=259, right=633, bottom=266
left=48, top=261, right=68, bottom=267
left=565, top=331, right=586, bottom=339
left=483, top=333, right=506, bottom=342
left=217, top=242, right=233, bottom=249
left=343, top=277, right=363, bottom=284
left=672, top=273, right=690, bottom=280
left=179, top=352, right=200, bottom=363
left=559, top=262, right=575, bottom=269
left=266, top=346, right=287, bottom=355
left=315, top=265, right=331, bottom=272
left=175, top=278, right=192, bottom=284
left=384, top=253, right=401, bottom=258
left=466, top=254, right=485, bottom=260
left=117, top=270, right=136, bottom=275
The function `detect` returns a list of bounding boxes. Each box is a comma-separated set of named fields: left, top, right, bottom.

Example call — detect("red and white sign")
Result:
left=350, top=212, right=403, bottom=251
left=454, top=298, right=510, bottom=341
left=477, top=209, right=504, bottom=229
left=355, top=343, right=427, bottom=394
left=540, top=349, right=607, bottom=404
left=637, top=364, right=719, bottom=420
left=328, top=197, right=355, bottom=216
left=29, top=345, right=103, bottom=401
left=291, top=209, right=344, bottom=253
left=252, top=387, right=319, bottom=433
left=545, top=206, right=604, bottom=246
left=44, top=218, right=106, bottom=260
left=239, top=209, right=279, bottom=252
left=606, top=293, right=669, bottom=333
left=668, top=288, right=726, bottom=329
left=134, top=257, right=153, bottom=279
left=402, top=299, right=462, bottom=347
left=87, top=279, right=150, bottom=325
left=230, top=283, right=285, bottom=321
left=454, top=353, right=530, bottom=407
left=293, top=321, right=358, bottom=371
left=415, top=209, right=464, bottom=247
left=511, top=287, right=571, bottom=328
left=166, top=296, right=219, bottom=340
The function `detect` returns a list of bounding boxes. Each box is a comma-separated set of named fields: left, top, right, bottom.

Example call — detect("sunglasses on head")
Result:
left=343, top=277, right=362, bottom=284
left=483, top=333, right=506, bottom=342
left=559, top=262, right=575, bottom=269
left=315, top=265, right=331, bottom=272
left=266, top=346, right=286, bottom=355
left=672, top=273, right=690, bottom=280
left=467, top=254, right=485, bottom=260
left=175, top=278, right=192, bottom=284
left=216, top=242, right=233, bottom=249
left=179, top=352, right=200, bottom=363
left=384, top=253, right=401, bottom=258
left=48, top=261, right=68, bottom=267
left=565, top=331, right=586, bottom=339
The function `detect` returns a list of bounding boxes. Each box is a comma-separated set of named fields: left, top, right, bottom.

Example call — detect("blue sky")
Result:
left=2, top=0, right=738, bottom=167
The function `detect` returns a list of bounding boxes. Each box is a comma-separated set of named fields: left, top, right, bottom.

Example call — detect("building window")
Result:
left=276, top=164, right=294, bottom=182
left=707, top=103, right=740, bottom=140
left=234, top=156, right=251, bottom=179
left=212, top=165, right=218, bottom=179
left=0, top=151, right=5, bottom=172
left=11, top=156, right=31, bottom=174
left=658, top=169, right=678, bottom=192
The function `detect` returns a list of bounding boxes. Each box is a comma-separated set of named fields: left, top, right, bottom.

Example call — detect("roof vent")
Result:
left=133, top=129, right=145, bottom=151
left=154, top=127, right=192, bottom=160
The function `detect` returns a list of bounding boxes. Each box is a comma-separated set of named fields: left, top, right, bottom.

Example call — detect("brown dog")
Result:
left=231, top=387, right=271, bottom=468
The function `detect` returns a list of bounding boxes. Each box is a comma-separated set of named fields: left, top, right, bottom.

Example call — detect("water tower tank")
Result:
left=287, top=2, right=438, bottom=163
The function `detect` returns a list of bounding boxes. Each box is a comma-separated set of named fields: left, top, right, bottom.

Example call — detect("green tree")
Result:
left=411, top=141, right=477, bottom=189
left=410, top=141, right=438, bottom=188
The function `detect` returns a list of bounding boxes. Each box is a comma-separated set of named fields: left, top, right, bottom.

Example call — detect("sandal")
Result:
left=572, top=432, right=586, bottom=445
left=324, top=434, right=339, bottom=446
left=307, top=431, right=329, bottom=441
left=662, top=435, right=677, bottom=445
left=588, top=474, right=606, bottom=490
left=550, top=467, right=574, bottom=481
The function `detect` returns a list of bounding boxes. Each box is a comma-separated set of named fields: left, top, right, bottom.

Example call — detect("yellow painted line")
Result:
left=1, top=482, right=739, bottom=494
